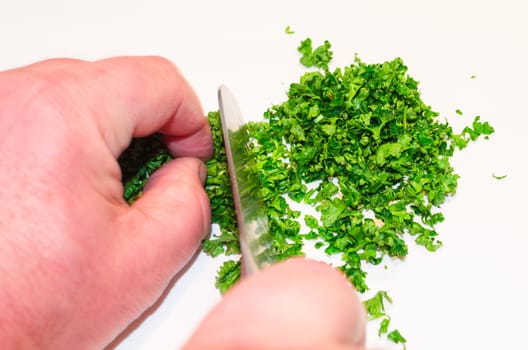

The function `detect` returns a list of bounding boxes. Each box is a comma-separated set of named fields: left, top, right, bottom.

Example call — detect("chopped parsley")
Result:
left=119, top=134, right=172, bottom=204
left=453, top=116, right=495, bottom=149
left=214, top=259, right=241, bottom=294
left=388, top=329, right=407, bottom=348
left=493, top=173, right=507, bottom=180
left=119, top=36, right=494, bottom=347
left=297, top=38, right=333, bottom=70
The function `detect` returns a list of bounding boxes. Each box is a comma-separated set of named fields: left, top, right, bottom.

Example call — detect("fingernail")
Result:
left=350, top=302, right=367, bottom=345
left=199, top=161, right=207, bottom=185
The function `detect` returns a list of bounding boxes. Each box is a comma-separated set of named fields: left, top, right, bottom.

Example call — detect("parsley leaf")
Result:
left=215, top=260, right=241, bottom=294
left=297, top=38, right=333, bottom=70
left=388, top=329, right=407, bottom=348
left=364, top=290, right=392, bottom=320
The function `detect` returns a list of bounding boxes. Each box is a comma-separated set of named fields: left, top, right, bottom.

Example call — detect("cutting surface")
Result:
left=1, top=1, right=526, bottom=349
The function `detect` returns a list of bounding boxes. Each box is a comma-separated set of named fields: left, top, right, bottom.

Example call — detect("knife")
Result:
left=217, top=85, right=275, bottom=275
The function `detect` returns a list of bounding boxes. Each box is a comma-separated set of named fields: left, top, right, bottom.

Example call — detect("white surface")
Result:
left=1, top=1, right=527, bottom=349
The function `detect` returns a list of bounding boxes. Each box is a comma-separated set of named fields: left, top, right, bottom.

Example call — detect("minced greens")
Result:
left=120, top=38, right=493, bottom=347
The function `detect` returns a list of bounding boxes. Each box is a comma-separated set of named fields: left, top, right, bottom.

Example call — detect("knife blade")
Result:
left=217, top=85, right=275, bottom=275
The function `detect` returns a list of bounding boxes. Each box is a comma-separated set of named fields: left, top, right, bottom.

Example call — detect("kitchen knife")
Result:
left=217, top=85, right=275, bottom=275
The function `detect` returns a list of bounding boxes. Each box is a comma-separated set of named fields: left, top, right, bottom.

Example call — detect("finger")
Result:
left=115, top=157, right=210, bottom=292
left=93, top=56, right=213, bottom=159
left=29, top=56, right=213, bottom=160
left=184, top=258, right=367, bottom=350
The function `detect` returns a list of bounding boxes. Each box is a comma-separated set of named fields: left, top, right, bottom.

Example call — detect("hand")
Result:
left=0, top=57, right=366, bottom=349
left=0, top=57, right=213, bottom=348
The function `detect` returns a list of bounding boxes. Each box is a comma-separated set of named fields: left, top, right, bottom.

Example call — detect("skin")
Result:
left=0, top=57, right=366, bottom=349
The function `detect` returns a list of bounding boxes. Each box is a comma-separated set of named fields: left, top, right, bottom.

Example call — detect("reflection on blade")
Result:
left=218, top=85, right=275, bottom=274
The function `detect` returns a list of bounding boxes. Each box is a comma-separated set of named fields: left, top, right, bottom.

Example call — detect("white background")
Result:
left=1, top=1, right=527, bottom=349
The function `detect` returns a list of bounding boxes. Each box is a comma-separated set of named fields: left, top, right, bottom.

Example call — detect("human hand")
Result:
left=0, top=57, right=213, bottom=348
left=0, top=57, right=366, bottom=349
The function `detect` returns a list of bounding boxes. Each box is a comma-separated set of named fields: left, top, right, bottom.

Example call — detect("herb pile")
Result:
left=120, top=37, right=493, bottom=347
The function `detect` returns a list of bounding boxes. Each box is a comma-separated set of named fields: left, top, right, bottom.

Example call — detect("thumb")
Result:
left=115, top=157, right=210, bottom=291
left=184, top=258, right=367, bottom=350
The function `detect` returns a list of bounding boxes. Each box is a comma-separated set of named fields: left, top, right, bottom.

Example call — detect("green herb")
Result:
left=470, top=75, right=477, bottom=79
left=388, top=329, right=407, bottom=348
left=493, top=173, right=507, bottom=180
left=215, top=259, right=241, bottom=294
left=363, top=291, right=406, bottom=346
left=297, top=38, right=333, bottom=70
left=202, top=111, right=240, bottom=258
left=453, top=116, right=495, bottom=149
left=285, top=25, right=295, bottom=35
left=456, top=109, right=463, bottom=115
left=304, top=214, right=319, bottom=229
left=120, top=136, right=172, bottom=204
left=364, top=290, right=392, bottom=320
left=379, top=318, right=390, bottom=335
left=205, top=41, right=493, bottom=344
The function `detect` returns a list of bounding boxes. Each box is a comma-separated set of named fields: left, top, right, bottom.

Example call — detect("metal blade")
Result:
left=217, top=85, right=274, bottom=274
